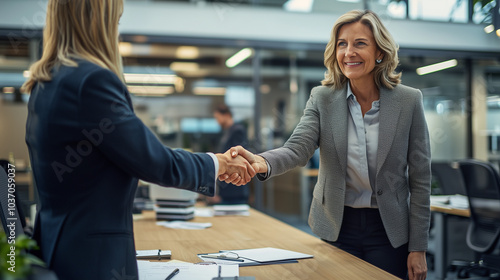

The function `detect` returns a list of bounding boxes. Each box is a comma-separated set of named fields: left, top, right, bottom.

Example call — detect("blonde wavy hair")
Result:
left=22, top=0, right=124, bottom=93
left=322, top=10, right=401, bottom=90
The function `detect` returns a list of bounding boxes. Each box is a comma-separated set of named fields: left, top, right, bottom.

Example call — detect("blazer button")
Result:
left=377, top=189, right=383, bottom=196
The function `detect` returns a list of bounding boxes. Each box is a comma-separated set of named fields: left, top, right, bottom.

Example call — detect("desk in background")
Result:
left=134, top=207, right=400, bottom=280
left=430, top=200, right=471, bottom=280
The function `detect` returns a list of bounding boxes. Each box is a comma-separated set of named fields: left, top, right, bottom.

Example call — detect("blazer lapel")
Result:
left=330, top=87, right=348, bottom=174
left=376, top=87, right=402, bottom=175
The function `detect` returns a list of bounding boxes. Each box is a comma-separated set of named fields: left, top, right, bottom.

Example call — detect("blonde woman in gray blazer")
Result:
left=225, top=10, right=431, bottom=280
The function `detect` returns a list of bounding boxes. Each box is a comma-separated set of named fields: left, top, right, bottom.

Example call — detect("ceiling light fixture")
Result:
left=176, top=46, right=199, bottom=59
left=119, top=42, right=133, bottom=56
left=416, top=59, right=458, bottom=75
left=3, top=87, right=15, bottom=94
left=193, top=87, right=226, bottom=96
left=127, top=85, right=174, bottom=96
left=226, top=48, right=252, bottom=68
left=283, top=0, right=314, bottom=13
left=170, top=62, right=200, bottom=72
left=124, top=73, right=177, bottom=84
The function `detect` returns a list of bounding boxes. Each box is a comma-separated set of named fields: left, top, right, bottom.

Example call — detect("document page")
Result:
left=137, top=261, right=238, bottom=280
left=224, top=247, right=313, bottom=262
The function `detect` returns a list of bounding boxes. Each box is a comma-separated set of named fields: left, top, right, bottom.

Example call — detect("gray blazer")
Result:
left=260, top=84, right=431, bottom=251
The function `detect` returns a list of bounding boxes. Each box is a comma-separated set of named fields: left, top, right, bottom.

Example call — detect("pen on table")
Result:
left=199, top=255, right=244, bottom=262
left=165, top=268, right=179, bottom=280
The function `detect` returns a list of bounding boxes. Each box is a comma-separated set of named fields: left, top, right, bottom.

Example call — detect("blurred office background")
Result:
left=0, top=0, right=500, bottom=278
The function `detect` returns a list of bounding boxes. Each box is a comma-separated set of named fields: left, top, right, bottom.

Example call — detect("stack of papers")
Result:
left=198, top=247, right=313, bottom=266
left=138, top=261, right=238, bottom=280
left=213, top=204, right=250, bottom=216
left=154, top=199, right=196, bottom=221
left=194, top=207, right=215, bottom=217
left=431, top=194, right=469, bottom=209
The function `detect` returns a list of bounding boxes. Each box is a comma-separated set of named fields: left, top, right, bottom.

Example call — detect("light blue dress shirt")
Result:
left=345, top=83, right=380, bottom=208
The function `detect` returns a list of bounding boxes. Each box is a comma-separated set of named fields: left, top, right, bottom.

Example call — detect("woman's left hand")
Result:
left=407, top=251, right=427, bottom=280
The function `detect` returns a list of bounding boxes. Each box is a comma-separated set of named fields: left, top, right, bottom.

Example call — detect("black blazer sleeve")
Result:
left=78, top=68, right=215, bottom=194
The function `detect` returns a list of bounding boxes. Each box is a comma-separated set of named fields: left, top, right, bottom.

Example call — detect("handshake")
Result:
left=214, top=146, right=267, bottom=186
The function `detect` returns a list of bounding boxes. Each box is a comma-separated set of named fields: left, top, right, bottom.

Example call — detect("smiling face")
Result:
left=336, top=21, right=383, bottom=85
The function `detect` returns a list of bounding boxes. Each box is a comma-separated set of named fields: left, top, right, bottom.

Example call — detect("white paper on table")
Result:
left=222, top=247, right=313, bottom=262
left=194, top=207, right=214, bottom=217
left=156, top=221, right=212, bottom=230
left=430, top=194, right=469, bottom=209
left=213, top=204, right=250, bottom=216
left=449, top=194, right=469, bottom=209
left=137, top=261, right=238, bottom=280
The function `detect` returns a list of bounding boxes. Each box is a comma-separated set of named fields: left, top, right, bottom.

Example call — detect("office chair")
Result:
left=428, top=162, right=474, bottom=273
left=452, top=159, right=500, bottom=279
left=431, top=161, right=467, bottom=195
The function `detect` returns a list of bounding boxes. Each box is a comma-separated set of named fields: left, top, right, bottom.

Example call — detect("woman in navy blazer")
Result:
left=229, top=10, right=431, bottom=280
left=21, top=1, right=253, bottom=279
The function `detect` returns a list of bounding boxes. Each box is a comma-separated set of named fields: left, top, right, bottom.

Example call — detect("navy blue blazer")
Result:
left=25, top=60, right=216, bottom=280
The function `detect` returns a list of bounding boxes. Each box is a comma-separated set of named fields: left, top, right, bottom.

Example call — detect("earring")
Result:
left=376, top=59, right=382, bottom=64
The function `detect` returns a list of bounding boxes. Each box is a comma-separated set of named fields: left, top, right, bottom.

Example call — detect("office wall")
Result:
left=426, top=112, right=468, bottom=161
left=0, top=100, right=29, bottom=165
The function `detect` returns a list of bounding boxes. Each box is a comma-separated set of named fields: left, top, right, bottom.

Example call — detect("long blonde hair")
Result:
left=322, top=10, right=401, bottom=90
left=22, top=0, right=124, bottom=93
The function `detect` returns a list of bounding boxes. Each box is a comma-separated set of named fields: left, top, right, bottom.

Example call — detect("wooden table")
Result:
left=430, top=205, right=470, bottom=218
left=134, top=208, right=400, bottom=280
left=430, top=204, right=470, bottom=280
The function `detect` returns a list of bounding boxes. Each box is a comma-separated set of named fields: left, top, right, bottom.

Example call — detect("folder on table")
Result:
left=198, top=247, right=312, bottom=266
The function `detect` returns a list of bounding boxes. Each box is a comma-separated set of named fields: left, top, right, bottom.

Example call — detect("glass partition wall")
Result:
left=115, top=40, right=486, bottom=215
left=1, top=16, right=499, bottom=216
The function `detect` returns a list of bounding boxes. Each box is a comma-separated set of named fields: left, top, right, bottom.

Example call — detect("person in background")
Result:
left=21, top=1, right=251, bottom=279
left=227, top=9, right=431, bottom=280
left=207, top=104, right=250, bottom=205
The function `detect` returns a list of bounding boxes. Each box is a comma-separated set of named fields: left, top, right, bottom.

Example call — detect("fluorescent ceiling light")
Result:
left=119, top=42, right=133, bottom=56
left=387, top=1, right=406, bottom=19
left=176, top=46, right=199, bottom=59
left=226, top=48, right=252, bottom=68
left=283, top=0, right=314, bottom=12
left=124, top=73, right=177, bottom=84
left=416, top=59, right=458, bottom=75
left=484, top=24, right=495, bottom=34
left=127, top=85, right=174, bottom=96
left=193, top=87, right=226, bottom=96
left=119, top=42, right=151, bottom=56
left=170, top=62, right=200, bottom=72
left=3, top=87, right=15, bottom=94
